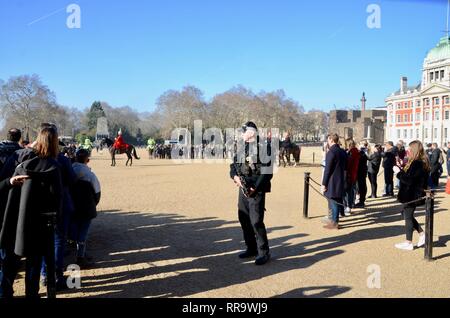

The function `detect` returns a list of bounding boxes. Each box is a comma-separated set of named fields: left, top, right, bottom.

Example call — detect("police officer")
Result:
left=230, top=122, right=273, bottom=266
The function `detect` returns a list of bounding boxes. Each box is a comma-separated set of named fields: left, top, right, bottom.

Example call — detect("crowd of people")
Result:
left=321, top=133, right=449, bottom=251
left=0, top=124, right=101, bottom=298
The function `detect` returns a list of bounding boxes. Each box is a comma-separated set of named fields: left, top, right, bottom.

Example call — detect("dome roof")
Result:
left=424, top=36, right=450, bottom=65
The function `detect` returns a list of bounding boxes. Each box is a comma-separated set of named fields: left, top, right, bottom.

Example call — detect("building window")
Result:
left=441, top=70, right=445, bottom=80
left=435, top=110, right=440, bottom=120
left=425, top=128, right=428, bottom=139
left=445, top=96, right=450, bottom=105
left=410, top=129, right=413, bottom=139
left=436, top=71, right=439, bottom=80
left=416, top=113, right=421, bottom=122
left=430, top=72, right=434, bottom=81
left=425, top=112, right=429, bottom=121
left=445, top=128, right=448, bottom=140
left=416, top=129, right=419, bottom=139
left=397, top=115, right=401, bottom=122
left=403, top=130, right=407, bottom=138
left=434, top=97, right=440, bottom=105
left=425, top=99, right=430, bottom=106
left=397, top=130, right=401, bottom=139
left=416, top=100, right=421, bottom=107
left=404, top=114, right=408, bottom=122
left=434, top=128, right=438, bottom=139
left=445, top=110, right=449, bottom=120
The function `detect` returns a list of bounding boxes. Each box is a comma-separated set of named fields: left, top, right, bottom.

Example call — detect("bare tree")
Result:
left=0, top=75, right=58, bottom=139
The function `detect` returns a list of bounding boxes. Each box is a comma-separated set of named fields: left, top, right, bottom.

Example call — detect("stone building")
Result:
left=386, top=35, right=450, bottom=146
left=329, top=93, right=387, bottom=145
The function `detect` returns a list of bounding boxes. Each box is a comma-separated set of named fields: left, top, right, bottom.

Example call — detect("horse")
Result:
left=279, top=143, right=301, bottom=167
left=100, top=137, right=140, bottom=167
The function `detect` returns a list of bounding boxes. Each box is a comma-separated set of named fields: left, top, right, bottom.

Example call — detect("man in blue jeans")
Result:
left=322, top=133, right=348, bottom=230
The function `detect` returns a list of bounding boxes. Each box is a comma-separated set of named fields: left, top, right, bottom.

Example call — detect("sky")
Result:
left=0, top=0, right=449, bottom=113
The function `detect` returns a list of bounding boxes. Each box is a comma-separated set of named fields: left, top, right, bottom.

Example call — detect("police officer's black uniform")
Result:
left=230, top=122, right=273, bottom=265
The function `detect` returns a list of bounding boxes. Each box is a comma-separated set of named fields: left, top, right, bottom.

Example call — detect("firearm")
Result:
left=233, top=161, right=251, bottom=197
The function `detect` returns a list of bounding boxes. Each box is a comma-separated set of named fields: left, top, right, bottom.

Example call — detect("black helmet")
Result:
left=242, top=121, right=257, bottom=131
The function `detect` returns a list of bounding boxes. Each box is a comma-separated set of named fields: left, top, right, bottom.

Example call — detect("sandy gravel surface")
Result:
left=11, top=148, right=450, bottom=298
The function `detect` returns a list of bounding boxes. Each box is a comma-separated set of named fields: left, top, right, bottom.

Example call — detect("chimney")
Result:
left=401, top=77, right=408, bottom=93
left=361, top=92, right=367, bottom=111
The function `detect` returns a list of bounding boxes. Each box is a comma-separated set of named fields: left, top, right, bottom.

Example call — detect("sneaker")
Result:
left=255, top=254, right=271, bottom=266
left=238, top=250, right=258, bottom=259
left=321, top=216, right=332, bottom=224
left=395, top=242, right=414, bottom=251
left=344, top=208, right=352, bottom=216
left=417, top=233, right=426, bottom=248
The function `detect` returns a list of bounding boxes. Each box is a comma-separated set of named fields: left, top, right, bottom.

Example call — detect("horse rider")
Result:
left=281, top=132, right=294, bottom=150
left=82, top=138, right=93, bottom=153
left=113, top=129, right=129, bottom=152
left=147, top=138, right=156, bottom=158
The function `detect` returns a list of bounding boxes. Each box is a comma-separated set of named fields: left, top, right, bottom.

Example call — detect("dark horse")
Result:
left=100, top=138, right=140, bottom=166
left=279, top=143, right=301, bottom=167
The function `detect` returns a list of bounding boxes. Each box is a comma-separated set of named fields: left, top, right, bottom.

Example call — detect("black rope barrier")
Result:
left=302, top=173, right=437, bottom=260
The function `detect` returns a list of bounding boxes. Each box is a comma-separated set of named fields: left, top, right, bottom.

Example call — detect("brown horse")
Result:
left=279, top=144, right=301, bottom=167
left=100, top=138, right=140, bottom=166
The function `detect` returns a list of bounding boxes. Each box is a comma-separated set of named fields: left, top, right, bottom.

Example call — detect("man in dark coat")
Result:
left=0, top=129, right=23, bottom=172
left=381, top=141, right=396, bottom=197
left=429, top=143, right=442, bottom=190
left=322, top=133, right=348, bottom=229
left=230, top=122, right=273, bottom=266
left=355, top=141, right=368, bottom=208
left=367, top=145, right=382, bottom=198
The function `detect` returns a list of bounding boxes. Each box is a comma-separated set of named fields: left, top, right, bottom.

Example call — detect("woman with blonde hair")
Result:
left=0, top=126, right=63, bottom=298
left=394, top=140, right=430, bottom=251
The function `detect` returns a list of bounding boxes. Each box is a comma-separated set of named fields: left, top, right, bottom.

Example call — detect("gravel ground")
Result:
left=11, top=148, right=450, bottom=298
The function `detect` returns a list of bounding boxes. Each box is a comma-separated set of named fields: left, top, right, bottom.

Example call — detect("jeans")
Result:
left=0, top=250, right=45, bottom=298
left=384, top=169, right=394, bottom=195
left=41, top=228, right=66, bottom=281
left=328, top=198, right=344, bottom=224
left=0, top=249, right=20, bottom=299
left=238, top=191, right=269, bottom=257
left=344, top=183, right=356, bottom=209
left=70, top=220, right=92, bottom=258
left=368, top=172, right=378, bottom=197
left=357, top=174, right=367, bottom=204
left=402, top=206, right=423, bottom=241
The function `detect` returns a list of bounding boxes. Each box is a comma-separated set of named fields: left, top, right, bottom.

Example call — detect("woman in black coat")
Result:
left=395, top=140, right=430, bottom=251
left=0, top=127, right=62, bottom=298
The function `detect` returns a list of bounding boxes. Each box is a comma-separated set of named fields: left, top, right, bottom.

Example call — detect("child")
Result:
left=70, top=149, right=101, bottom=268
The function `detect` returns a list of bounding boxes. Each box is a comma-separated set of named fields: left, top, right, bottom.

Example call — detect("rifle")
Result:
left=233, top=161, right=251, bottom=197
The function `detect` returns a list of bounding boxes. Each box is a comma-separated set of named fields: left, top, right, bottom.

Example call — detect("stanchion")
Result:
left=424, top=196, right=435, bottom=261
left=303, top=172, right=311, bottom=219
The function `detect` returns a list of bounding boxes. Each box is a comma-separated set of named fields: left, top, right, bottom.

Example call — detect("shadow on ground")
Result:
left=56, top=205, right=425, bottom=298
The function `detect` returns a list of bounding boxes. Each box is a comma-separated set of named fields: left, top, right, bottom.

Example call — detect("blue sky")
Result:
left=0, top=0, right=448, bottom=112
